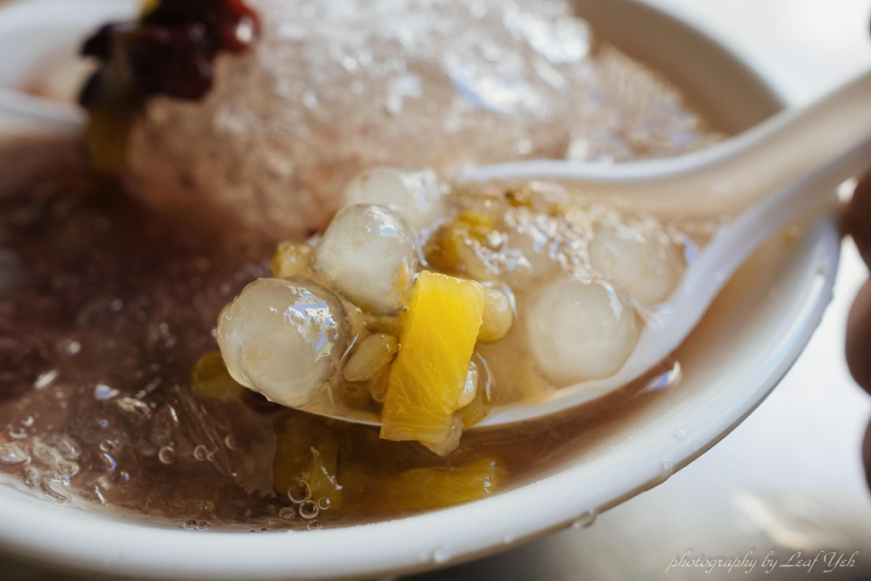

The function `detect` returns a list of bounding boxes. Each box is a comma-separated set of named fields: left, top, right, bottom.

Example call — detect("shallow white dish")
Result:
left=0, top=0, right=839, bottom=579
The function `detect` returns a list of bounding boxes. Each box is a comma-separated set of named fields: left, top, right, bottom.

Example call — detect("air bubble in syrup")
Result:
left=299, top=500, right=319, bottom=520
left=8, top=426, right=27, bottom=440
left=307, top=520, right=322, bottom=531
left=116, top=397, right=151, bottom=419
left=100, top=452, right=117, bottom=472
left=158, top=446, right=176, bottom=464
left=279, top=507, right=296, bottom=520
left=193, top=445, right=208, bottom=461
left=317, top=497, right=331, bottom=511
left=288, top=478, right=311, bottom=504
left=0, top=442, right=29, bottom=464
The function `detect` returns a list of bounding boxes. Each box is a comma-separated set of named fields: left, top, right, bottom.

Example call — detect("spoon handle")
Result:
left=0, top=89, right=83, bottom=135
left=675, top=67, right=871, bottom=215
left=463, top=69, right=871, bottom=217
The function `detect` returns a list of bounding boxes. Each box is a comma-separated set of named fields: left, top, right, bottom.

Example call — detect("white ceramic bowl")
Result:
left=0, top=0, right=838, bottom=579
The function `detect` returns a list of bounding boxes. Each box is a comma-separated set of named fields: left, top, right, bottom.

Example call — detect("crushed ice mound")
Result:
left=128, top=0, right=720, bottom=239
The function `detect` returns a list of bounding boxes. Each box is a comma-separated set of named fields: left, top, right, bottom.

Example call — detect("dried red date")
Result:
left=142, top=0, right=260, bottom=53
left=211, top=0, right=261, bottom=53
left=78, top=0, right=259, bottom=108
left=81, top=24, right=117, bottom=60
left=127, top=25, right=213, bottom=99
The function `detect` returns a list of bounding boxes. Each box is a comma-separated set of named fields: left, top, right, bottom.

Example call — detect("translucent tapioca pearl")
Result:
left=503, top=213, right=562, bottom=281
left=457, top=360, right=479, bottom=409
left=478, top=285, right=514, bottom=343
left=589, top=224, right=684, bottom=305
left=342, top=167, right=449, bottom=230
left=312, top=205, right=418, bottom=314
left=526, top=276, right=638, bottom=385
left=217, top=277, right=350, bottom=408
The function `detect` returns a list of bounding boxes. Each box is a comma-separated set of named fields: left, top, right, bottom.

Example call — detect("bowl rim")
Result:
left=0, top=0, right=840, bottom=580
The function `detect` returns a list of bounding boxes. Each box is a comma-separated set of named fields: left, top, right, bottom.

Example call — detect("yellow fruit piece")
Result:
left=380, top=271, right=484, bottom=453
left=425, top=211, right=502, bottom=281
left=270, top=242, right=313, bottom=278
left=190, top=351, right=246, bottom=402
left=273, top=415, right=344, bottom=510
left=86, top=105, right=137, bottom=174
left=140, top=0, right=159, bottom=16
left=364, top=457, right=505, bottom=513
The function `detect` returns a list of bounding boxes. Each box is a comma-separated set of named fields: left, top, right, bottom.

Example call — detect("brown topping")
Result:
left=78, top=0, right=260, bottom=106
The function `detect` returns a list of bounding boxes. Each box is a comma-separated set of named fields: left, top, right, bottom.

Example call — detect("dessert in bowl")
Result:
left=0, top=0, right=837, bottom=579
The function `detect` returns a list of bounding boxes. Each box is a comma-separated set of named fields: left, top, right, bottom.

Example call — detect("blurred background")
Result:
left=2, top=0, right=871, bottom=579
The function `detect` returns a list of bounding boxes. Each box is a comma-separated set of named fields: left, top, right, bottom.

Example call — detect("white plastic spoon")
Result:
left=303, top=69, right=871, bottom=430
left=456, top=68, right=871, bottom=428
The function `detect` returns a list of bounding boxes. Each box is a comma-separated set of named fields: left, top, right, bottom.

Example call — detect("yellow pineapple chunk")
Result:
left=190, top=351, right=246, bottom=402
left=380, top=271, right=484, bottom=453
left=364, top=457, right=506, bottom=513
left=273, top=415, right=344, bottom=510
left=140, top=0, right=159, bottom=15
left=86, top=105, right=138, bottom=174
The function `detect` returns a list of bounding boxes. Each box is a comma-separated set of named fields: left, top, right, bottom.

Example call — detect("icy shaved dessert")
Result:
left=79, top=0, right=720, bottom=238
left=216, top=168, right=704, bottom=454
left=0, top=0, right=727, bottom=530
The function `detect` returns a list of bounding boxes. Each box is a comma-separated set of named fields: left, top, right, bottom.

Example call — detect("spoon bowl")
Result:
left=453, top=69, right=871, bottom=428
left=311, top=69, right=871, bottom=430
